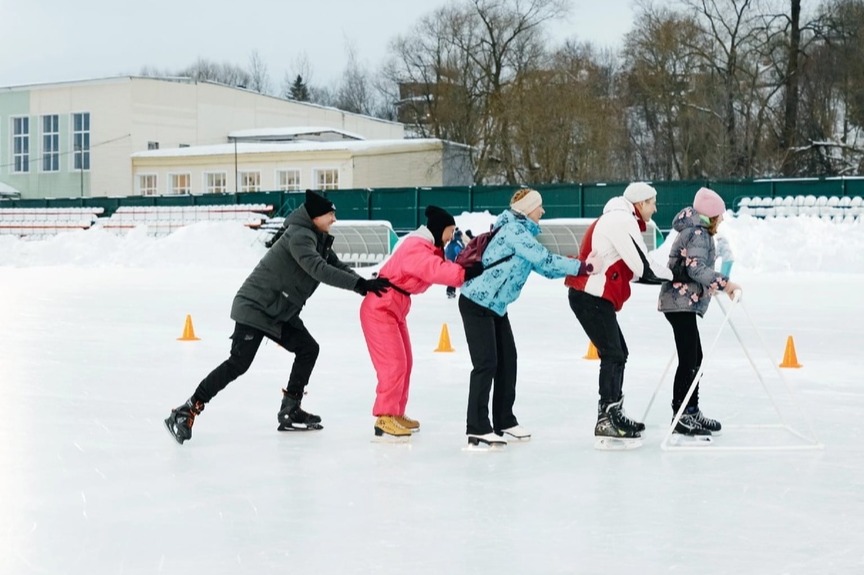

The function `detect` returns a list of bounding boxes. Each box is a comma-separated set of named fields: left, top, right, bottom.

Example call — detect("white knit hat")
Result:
left=623, top=182, right=657, bottom=204
left=510, top=189, right=542, bottom=215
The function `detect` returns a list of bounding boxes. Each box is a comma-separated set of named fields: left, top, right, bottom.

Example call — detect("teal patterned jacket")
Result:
left=460, top=209, right=583, bottom=316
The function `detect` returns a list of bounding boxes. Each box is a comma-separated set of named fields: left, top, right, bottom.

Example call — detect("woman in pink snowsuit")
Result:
left=360, top=206, right=484, bottom=439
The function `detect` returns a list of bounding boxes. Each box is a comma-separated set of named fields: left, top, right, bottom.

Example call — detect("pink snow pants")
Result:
left=360, top=292, right=413, bottom=416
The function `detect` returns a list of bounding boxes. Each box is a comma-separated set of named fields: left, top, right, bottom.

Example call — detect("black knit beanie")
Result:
left=305, top=189, right=335, bottom=219
left=425, top=205, right=455, bottom=247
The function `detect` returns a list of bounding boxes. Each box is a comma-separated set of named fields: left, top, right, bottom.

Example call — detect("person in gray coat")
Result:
left=165, top=190, right=391, bottom=445
left=658, top=187, right=741, bottom=437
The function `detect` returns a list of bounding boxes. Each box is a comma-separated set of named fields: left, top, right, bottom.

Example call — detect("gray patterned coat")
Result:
left=230, top=206, right=361, bottom=338
left=657, top=207, right=730, bottom=317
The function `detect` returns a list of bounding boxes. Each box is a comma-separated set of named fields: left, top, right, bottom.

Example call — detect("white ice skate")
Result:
left=499, top=425, right=531, bottom=441
left=462, top=432, right=507, bottom=452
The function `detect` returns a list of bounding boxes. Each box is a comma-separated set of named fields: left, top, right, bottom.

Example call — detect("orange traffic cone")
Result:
left=779, top=335, right=801, bottom=368
left=434, top=323, right=455, bottom=352
left=583, top=341, right=599, bottom=360
left=177, top=314, right=201, bottom=341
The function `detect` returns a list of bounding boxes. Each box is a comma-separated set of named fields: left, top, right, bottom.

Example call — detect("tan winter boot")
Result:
left=374, top=416, right=412, bottom=438
left=394, top=414, right=420, bottom=432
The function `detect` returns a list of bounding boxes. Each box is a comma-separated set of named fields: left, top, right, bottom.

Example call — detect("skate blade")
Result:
left=503, top=434, right=531, bottom=442
left=461, top=442, right=506, bottom=452
left=277, top=422, right=324, bottom=432
left=669, top=433, right=713, bottom=446
left=371, top=434, right=412, bottom=444
left=594, top=437, right=642, bottom=450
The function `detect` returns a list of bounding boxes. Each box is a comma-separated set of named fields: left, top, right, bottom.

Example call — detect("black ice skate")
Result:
left=672, top=413, right=712, bottom=438
left=595, top=400, right=642, bottom=450
left=277, top=391, right=323, bottom=431
left=607, top=396, right=645, bottom=433
left=164, top=398, right=205, bottom=445
left=690, top=408, right=722, bottom=434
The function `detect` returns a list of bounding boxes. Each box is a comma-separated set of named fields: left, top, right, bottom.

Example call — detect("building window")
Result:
left=12, top=116, right=29, bottom=173
left=170, top=173, right=191, bottom=195
left=314, top=168, right=339, bottom=190
left=239, top=171, right=261, bottom=192
left=276, top=169, right=301, bottom=191
left=205, top=172, right=227, bottom=194
left=72, top=112, right=90, bottom=170
left=139, top=174, right=158, bottom=196
left=42, top=115, right=59, bottom=172
left=147, top=141, right=159, bottom=150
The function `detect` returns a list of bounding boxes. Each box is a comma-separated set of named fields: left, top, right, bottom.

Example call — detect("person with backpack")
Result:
left=444, top=228, right=466, bottom=298
left=458, top=188, right=600, bottom=448
left=658, top=187, right=741, bottom=438
left=565, top=182, right=673, bottom=450
left=360, top=206, right=484, bottom=439
left=164, top=190, right=392, bottom=445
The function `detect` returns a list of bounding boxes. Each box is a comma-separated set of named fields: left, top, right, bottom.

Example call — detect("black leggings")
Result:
left=664, top=312, right=703, bottom=411
left=193, top=320, right=319, bottom=404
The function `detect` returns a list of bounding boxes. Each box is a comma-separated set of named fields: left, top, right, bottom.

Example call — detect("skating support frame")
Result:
left=642, top=291, right=823, bottom=452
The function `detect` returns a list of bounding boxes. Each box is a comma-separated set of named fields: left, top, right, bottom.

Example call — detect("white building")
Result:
left=0, top=76, right=472, bottom=200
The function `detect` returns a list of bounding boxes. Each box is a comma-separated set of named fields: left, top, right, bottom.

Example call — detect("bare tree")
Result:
left=247, top=50, right=272, bottom=94
left=384, top=0, right=569, bottom=184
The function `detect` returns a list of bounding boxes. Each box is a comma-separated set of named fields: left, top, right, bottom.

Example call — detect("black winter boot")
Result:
left=164, top=398, right=205, bottom=445
left=277, top=390, right=323, bottom=431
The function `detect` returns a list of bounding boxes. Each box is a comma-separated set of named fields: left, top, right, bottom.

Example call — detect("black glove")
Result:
left=354, top=276, right=392, bottom=297
left=462, top=261, right=485, bottom=282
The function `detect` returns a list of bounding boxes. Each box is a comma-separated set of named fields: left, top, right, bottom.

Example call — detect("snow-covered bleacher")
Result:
left=97, top=204, right=273, bottom=236
left=263, top=219, right=395, bottom=267
left=0, top=207, right=104, bottom=238
left=735, top=195, right=862, bottom=222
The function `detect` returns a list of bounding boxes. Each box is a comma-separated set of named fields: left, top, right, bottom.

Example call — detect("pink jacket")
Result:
left=366, top=228, right=467, bottom=312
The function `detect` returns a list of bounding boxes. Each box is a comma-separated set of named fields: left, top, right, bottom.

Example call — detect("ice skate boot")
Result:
left=608, top=396, right=645, bottom=433
left=164, top=398, right=205, bottom=445
left=464, top=432, right=507, bottom=451
left=394, top=415, right=420, bottom=432
left=373, top=416, right=412, bottom=443
left=497, top=425, right=531, bottom=441
left=594, top=400, right=642, bottom=450
left=672, top=413, right=712, bottom=436
left=668, top=407, right=712, bottom=445
left=689, top=407, right=722, bottom=434
left=277, top=390, right=323, bottom=431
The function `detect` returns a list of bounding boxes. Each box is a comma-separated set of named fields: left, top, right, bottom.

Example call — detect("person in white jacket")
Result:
left=565, top=182, right=673, bottom=449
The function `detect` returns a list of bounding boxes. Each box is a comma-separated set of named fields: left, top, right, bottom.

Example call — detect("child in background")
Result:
left=444, top=228, right=466, bottom=298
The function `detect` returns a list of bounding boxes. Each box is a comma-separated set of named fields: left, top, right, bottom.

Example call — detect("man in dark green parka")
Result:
left=165, top=190, right=391, bottom=444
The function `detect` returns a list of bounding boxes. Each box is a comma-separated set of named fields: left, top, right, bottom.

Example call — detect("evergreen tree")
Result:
left=290, top=75, right=310, bottom=101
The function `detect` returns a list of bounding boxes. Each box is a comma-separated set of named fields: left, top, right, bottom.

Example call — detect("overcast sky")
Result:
left=0, top=0, right=637, bottom=90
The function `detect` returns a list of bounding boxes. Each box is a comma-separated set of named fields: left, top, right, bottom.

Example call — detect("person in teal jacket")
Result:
left=459, top=188, right=600, bottom=447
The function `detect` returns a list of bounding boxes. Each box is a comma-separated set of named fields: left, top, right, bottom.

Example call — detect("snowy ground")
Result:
left=2, top=216, right=863, bottom=575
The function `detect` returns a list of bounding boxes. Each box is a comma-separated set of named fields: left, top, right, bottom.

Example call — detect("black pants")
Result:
left=458, top=295, right=519, bottom=435
left=664, top=312, right=703, bottom=411
left=568, top=289, right=628, bottom=403
left=193, top=319, right=320, bottom=404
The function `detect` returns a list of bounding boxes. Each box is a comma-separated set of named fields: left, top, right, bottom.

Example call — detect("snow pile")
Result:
left=0, top=213, right=861, bottom=274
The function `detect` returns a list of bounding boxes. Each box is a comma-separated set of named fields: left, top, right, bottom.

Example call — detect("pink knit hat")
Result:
left=693, top=187, right=725, bottom=218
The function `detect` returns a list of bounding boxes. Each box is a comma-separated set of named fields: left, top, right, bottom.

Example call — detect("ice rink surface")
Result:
left=2, top=219, right=863, bottom=574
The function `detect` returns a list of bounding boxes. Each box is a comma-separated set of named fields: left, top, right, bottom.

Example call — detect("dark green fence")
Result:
left=4, top=178, right=864, bottom=232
